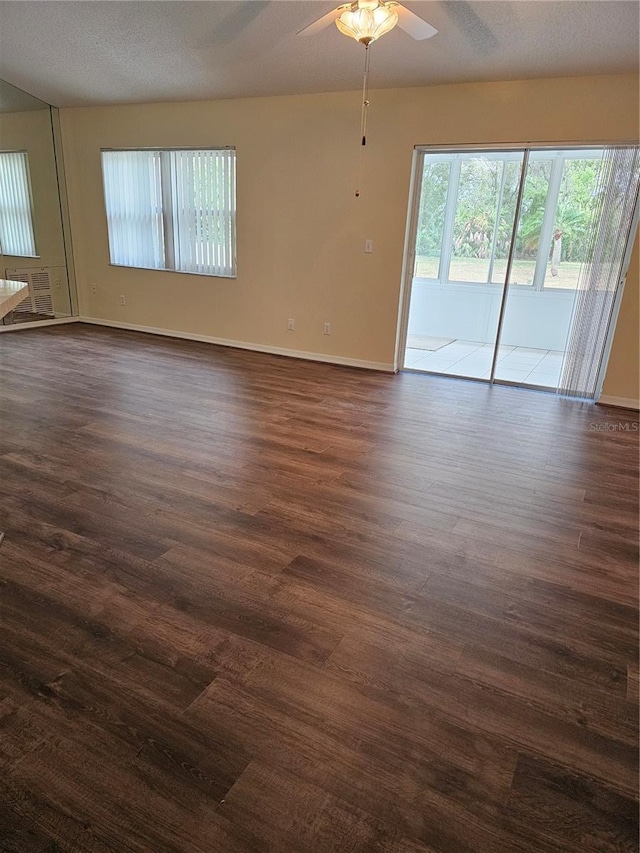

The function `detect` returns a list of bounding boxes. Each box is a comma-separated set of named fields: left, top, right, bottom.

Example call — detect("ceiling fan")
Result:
left=298, top=0, right=438, bottom=45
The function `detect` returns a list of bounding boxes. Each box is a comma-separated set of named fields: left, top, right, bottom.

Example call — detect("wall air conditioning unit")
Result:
left=4, top=267, right=55, bottom=322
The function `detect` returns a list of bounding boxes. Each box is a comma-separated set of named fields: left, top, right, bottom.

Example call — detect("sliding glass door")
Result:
left=404, top=150, right=525, bottom=380
left=402, top=145, right=639, bottom=397
left=494, top=149, right=607, bottom=388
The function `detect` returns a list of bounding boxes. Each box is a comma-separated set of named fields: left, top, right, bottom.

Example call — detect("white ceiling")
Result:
left=0, top=1, right=637, bottom=108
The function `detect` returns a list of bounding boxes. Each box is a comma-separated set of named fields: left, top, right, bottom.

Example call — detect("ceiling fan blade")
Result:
left=396, top=5, right=438, bottom=40
left=297, top=8, right=340, bottom=37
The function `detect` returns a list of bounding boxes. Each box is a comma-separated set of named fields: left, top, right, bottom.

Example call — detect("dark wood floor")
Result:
left=0, top=324, right=638, bottom=853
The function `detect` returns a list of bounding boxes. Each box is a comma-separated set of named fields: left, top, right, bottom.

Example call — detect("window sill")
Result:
left=108, top=263, right=236, bottom=280
left=2, top=254, right=40, bottom=260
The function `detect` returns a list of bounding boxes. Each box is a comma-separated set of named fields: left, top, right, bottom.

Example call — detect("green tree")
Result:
left=416, top=161, right=450, bottom=256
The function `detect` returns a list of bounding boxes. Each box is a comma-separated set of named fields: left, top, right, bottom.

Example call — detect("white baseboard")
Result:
left=597, top=394, right=640, bottom=410
left=0, top=316, right=79, bottom=333
left=78, top=316, right=395, bottom=373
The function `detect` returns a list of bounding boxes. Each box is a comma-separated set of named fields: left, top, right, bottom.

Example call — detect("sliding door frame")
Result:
left=489, top=149, right=529, bottom=381
left=396, top=144, right=529, bottom=381
left=396, top=140, right=639, bottom=393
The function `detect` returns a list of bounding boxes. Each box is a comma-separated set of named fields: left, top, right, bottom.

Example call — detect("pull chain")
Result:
left=355, top=43, right=371, bottom=198
left=360, top=42, right=371, bottom=146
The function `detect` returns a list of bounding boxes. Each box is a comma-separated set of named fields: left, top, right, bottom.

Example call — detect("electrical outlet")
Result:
left=323, top=322, right=331, bottom=335
left=119, top=295, right=126, bottom=306
left=92, top=282, right=98, bottom=293
left=287, top=318, right=295, bottom=331
left=365, top=239, right=373, bottom=253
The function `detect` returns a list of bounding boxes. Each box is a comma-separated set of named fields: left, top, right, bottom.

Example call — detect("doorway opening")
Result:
left=399, top=145, right=639, bottom=398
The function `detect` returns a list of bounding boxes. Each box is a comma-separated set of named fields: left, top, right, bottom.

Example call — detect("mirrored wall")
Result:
left=0, top=78, right=75, bottom=326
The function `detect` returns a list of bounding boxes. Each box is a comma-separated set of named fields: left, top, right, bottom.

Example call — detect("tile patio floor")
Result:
left=404, top=340, right=565, bottom=389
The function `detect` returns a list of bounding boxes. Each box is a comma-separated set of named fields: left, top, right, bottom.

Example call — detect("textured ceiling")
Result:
left=0, top=1, right=637, bottom=108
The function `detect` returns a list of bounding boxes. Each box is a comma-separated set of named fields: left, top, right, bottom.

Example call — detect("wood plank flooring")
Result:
left=0, top=323, right=638, bottom=853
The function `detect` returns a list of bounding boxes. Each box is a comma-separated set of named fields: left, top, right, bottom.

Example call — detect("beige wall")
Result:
left=601, top=235, right=639, bottom=403
left=0, top=108, right=70, bottom=313
left=60, top=74, right=639, bottom=381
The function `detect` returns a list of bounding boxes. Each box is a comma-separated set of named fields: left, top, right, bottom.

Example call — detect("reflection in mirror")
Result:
left=0, top=78, right=75, bottom=325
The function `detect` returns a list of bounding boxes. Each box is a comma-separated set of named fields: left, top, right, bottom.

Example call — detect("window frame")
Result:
left=100, top=146, right=237, bottom=279
left=413, top=147, right=605, bottom=294
left=535, top=149, right=606, bottom=293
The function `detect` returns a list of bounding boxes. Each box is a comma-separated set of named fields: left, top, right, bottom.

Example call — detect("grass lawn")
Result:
left=415, top=255, right=582, bottom=290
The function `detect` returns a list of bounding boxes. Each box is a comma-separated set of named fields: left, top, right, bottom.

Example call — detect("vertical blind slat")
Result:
left=0, top=152, right=37, bottom=257
left=559, top=147, right=640, bottom=398
left=102, top=150, right=166, bottom=270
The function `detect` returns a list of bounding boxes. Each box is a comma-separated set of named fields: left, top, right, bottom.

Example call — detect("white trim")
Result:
left=596, top=395, right=640, bottom=410
left=438, top=158, right=461, bottom=284
left=0, top=316, right=78, bottom=333
left=394, top=147, right=423, bottom=370
left=78, top=316, right=395, bottom=372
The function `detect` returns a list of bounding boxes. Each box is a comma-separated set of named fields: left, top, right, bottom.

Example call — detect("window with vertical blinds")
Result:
left=101, top=148, right=236, bottom=278
left=0, top=151, right=37, bottom=257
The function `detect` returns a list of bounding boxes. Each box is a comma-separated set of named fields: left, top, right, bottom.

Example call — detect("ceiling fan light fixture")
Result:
left=335, top=0, right=399, bottom=45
